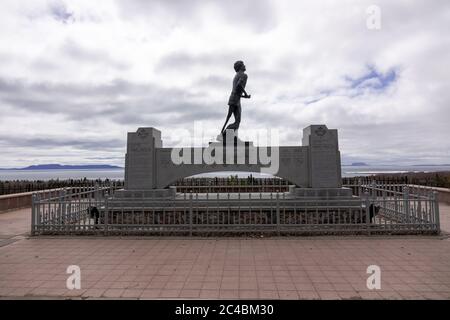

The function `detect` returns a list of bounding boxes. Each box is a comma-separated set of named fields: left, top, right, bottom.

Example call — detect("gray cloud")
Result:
left=0, top=77, right=223, bottom=128
left=0, top=134, right=124, bottom=152
left=60, top=39, right=129, bottom=70
left=116, top=0, right=277, bottom=32
left=195, top=75, right=230, bottom=89
left=156, top=51, right=254, bottom=72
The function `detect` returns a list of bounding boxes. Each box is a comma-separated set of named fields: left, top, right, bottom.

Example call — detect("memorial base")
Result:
left=288, top=187, right=353, bottom=199
left=113, top=187, right=176, bottom=200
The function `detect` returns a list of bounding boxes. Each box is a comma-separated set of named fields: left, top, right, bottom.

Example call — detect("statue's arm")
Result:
left=239, top=86, right=250, bottom=98
left=237, top=74, right=250, bottom=98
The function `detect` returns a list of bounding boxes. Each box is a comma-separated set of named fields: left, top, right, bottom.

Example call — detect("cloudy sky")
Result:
left=0, top=0, right=449, bottom=168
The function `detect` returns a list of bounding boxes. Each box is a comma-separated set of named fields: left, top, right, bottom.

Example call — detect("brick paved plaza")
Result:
left=0, top=204, right=449, bottom=300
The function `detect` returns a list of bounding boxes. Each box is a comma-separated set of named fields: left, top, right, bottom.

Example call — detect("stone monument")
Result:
left=114, top=124, right=352, bottom=201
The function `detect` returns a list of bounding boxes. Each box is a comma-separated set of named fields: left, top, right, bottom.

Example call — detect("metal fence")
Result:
left=31, top=181, right=440, bottom=236
left=175, top=177, right=291, bottom=193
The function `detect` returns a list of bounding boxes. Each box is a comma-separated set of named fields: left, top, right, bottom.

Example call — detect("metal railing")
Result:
left=31, top=181, right=440, bottom=236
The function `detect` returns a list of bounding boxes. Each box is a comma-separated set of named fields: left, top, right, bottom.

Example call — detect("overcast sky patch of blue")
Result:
left=347, top=66, right=397, bottom=90
left=50, top=2, right=74, bottom=24
left=303, top=67, right=397, bottom=106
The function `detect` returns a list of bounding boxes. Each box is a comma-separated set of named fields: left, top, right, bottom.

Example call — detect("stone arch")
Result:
left=159, top=168, right=300, bottom=189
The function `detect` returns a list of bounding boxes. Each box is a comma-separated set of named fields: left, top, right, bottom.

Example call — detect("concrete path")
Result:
left=0, top=208, right=30, bottom=248
left=0, top=203, right=449, bottom=299
left=0, top=236, right=450, bottom=299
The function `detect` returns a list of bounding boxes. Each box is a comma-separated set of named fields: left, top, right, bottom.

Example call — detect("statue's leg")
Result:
left=221, top=105, right=233, bottom=134
left=235, top=103, right=241, bottom=130
left=228, top=104, right=241, bottom=144
left=225, top=103, right=241, bottom=130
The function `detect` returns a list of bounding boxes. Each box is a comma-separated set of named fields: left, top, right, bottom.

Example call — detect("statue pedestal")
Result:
left=286, top=186, right=358, bottom=207
left=288, top=187, right=353, bottom=199
left=113, top=187, right=176, bottom=200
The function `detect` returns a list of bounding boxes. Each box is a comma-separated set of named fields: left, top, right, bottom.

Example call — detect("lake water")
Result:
left=1, top=165, right=450, bottom=181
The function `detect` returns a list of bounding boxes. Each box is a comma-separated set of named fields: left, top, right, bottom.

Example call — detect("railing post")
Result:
left=67, top=188, right=72, bottom=226
left=357, top=177, right=362, bottom=196
left=382, top=187, right=386, bottom=211
left=37, top=192, right=42, bottom=229
left=276, top=193, right=280, bottom=235
left=189, top=193, right=193, bottom=236
left=371, top=180, right=377, bottom=199
left=55, top=189, right=63, bottom=231
left=364, top=192, right=371, bottom=235
left=104, top=196, right=109, bottom=236
left=403, top=186, right=410, bottom=225
left=394, top=192, right=398, bottom=215
left=432, top=191, right=440, bottom=234
left=94, top=183, right=99, bottom=202
left=31, top=194, right=37, bottom=236
left=417, top=192, right=422, bottom=224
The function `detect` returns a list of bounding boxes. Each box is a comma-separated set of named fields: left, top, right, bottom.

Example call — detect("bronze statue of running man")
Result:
left=219, top=60, right=251, bottom=140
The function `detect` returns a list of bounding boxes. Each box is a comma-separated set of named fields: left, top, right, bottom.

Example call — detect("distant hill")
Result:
left=342, top=162, right=369, bottom=166
left=0, top=164, right=123, bottom=170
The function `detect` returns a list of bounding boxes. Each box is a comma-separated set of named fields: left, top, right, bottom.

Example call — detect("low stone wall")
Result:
left=0, top=189, right=63, bottom=213
left=434, top=187, right=450, bottom=204
left=0, top=192, right=32, bottom=212
left=408, top=185, right=450, bottom=205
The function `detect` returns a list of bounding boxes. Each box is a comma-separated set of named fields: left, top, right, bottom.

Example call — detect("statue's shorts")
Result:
left=226, top=102, right=241, bottom=130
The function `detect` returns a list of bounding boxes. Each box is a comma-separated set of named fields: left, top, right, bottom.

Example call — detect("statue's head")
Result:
left=234, top=60, right=246, bottom=72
